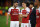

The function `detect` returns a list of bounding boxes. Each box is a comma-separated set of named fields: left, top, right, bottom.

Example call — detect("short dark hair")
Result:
left=13, top=1, right=18, bottom=3
left=30, top=2, right=34, bottom=6
left=22, top=1, right=27, bottom=6
left=22, top=1, right=27, bottom=4
left=13, top=1, right=18, bottom=4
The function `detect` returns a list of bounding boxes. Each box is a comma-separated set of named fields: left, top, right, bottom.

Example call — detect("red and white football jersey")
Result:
left=8, top=7, right=20, bottom=21
left=21, top=7, right=30, bottom=23
left=36, top=7, right=40, bottom=27
left=36, top=9, right=40, bottom=23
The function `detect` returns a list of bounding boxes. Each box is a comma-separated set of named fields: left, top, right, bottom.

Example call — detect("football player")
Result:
left=20, top=2, right=30, bottom=27
left=36, top=2, right=40, bottom=27
left=6, top=1, right=21, bottom=27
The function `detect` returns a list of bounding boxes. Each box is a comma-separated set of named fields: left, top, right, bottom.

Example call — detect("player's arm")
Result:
left=21, top=11, right=30, bottom=18
left=19, top=14, right=28, bottom=17
left=21, top=9, right=30, bottom=18
left=22, top=14, right=28, bottom=17
left=6, top=14, right=9, bottom=25
left=18, top=9, right=22, bottom=24
left=19, top=14, right=22, bottom=24
left=6, top=8, right=11, bottom=25
left=19, top=9, right=23, bottom=18
left=23, top=8, right=30, bottom=18
left=19, top=14, right=23, bottom=18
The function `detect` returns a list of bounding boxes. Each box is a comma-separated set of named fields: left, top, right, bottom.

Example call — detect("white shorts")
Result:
left=21, top=20, right=31, bottom=27
left=10, top=21, right=19, bottom=27
left=21, top=23, right=31, bottom=27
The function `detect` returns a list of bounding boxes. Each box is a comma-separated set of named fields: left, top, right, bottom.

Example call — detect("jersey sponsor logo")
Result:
left=14, top=10, right=18, bottom=11
left=13, top=12, right=18, bottom=15
left=11, top=9, right=19, bottom=15
left=22, top=11, right=26, bottom=12
left=12, top=14, right=18, bottom=15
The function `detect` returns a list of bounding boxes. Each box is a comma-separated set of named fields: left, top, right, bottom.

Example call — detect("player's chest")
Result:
left=11, top=9, right=19, bottom=13
left=22, top=10, right=28, bottom=14
left=22, top=10, right=27, bottom=13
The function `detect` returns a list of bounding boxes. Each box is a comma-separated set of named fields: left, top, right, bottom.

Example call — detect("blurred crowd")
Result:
left=0, top=0, right=40, bottom=16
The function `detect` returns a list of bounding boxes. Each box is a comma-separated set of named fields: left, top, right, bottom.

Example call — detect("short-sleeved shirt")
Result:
left=8, top=7, right=20, bottom=21
left=21, top=7, right=30, bottom=23
left=36, top=8, right=40, bottom=23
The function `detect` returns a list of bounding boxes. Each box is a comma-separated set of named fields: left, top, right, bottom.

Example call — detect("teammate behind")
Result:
left=6, top=1, right=20, bottom=27
left=20, top=2, right=30, bottom=27
left=36, top=2, right=40, bottom=27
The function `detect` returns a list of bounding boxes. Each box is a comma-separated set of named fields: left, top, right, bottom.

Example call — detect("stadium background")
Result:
left=0, top=0, right=40, bottom=27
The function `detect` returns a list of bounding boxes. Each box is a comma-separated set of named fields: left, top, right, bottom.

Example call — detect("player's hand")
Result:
left=19, top=14, right=23, bottom=18
left=6, top=21, right=8, bottom=26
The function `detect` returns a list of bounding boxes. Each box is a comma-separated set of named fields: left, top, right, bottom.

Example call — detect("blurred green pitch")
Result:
left=0, top=15, right=10, bottom=27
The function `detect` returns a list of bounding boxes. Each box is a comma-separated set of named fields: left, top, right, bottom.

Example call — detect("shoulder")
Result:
left=26, top=7, right=30, bottom=11
left=9, top=7, right=14, bottom=9
left=26, top=7, right=30, bottom=10
left=8, top=7, right=14, bottom=11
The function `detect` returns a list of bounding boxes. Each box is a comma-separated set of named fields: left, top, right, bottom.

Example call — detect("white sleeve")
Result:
left=39, top=8, right=40, bottom=13
left=8, top=8, right=11, bottom=14
left=27, top=8, right=30, bottom=14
